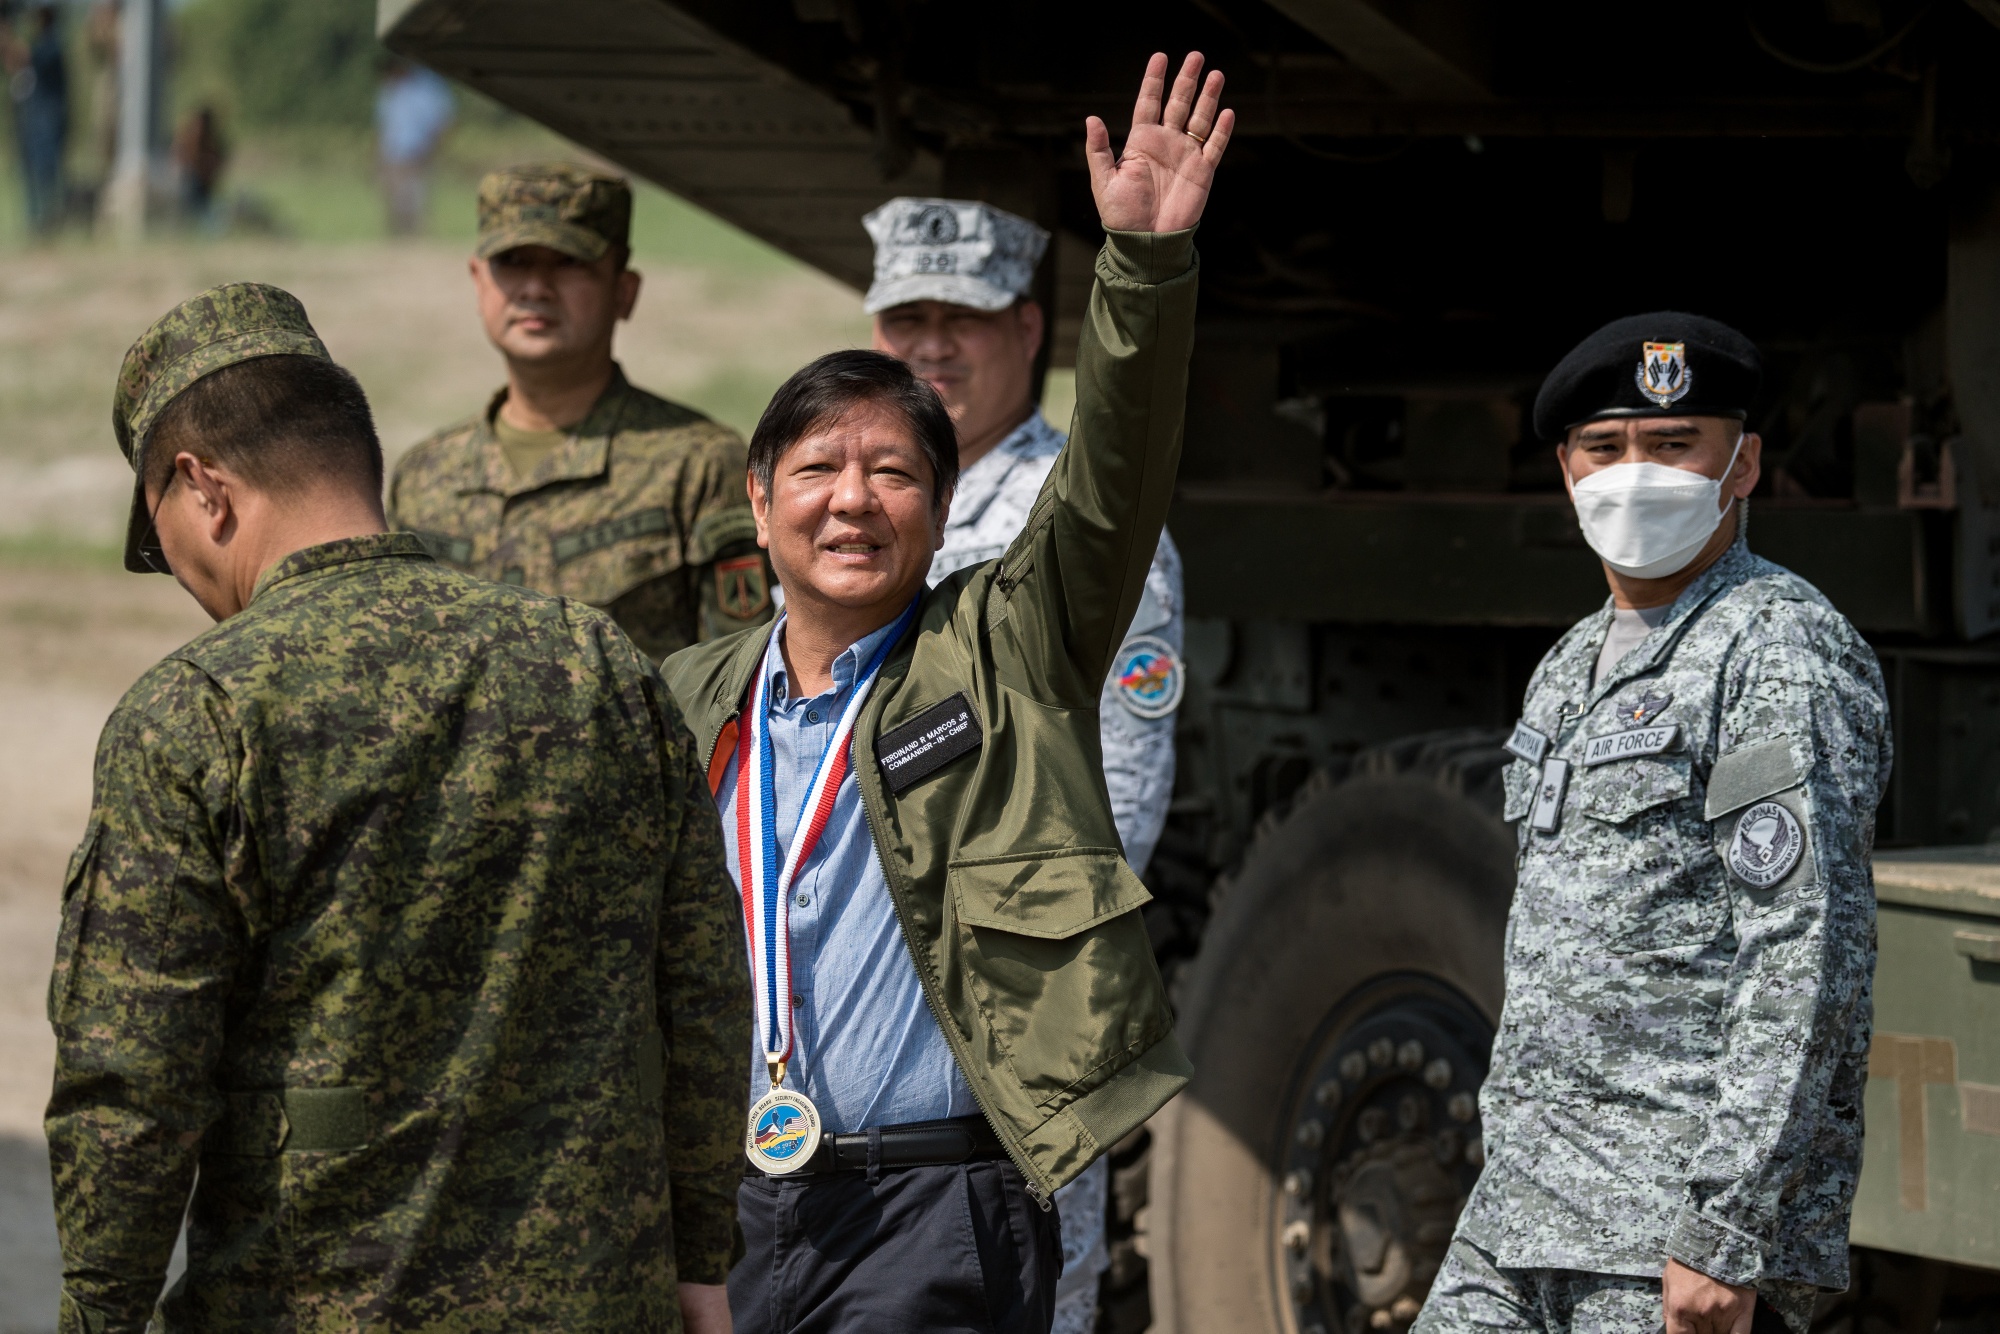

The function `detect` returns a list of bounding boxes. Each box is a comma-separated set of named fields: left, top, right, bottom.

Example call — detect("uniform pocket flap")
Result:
left=1705, top=736, right=1799, bottom=819
left=1580, top=754, right=1692, bottom=825
left=950, top=848, right=1152, bottom=939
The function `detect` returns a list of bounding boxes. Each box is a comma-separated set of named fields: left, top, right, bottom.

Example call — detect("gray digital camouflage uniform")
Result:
left=1423, top=525, right=1890, bottom=1333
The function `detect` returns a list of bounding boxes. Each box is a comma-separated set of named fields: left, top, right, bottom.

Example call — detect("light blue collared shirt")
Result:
left=715, top=614, right=978, bottom=1134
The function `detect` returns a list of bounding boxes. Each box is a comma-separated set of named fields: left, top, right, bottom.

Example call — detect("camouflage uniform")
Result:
left=1421, top=527, right=1891, bottom=1334
left=49, top=285, right=751, bottom=1333
left=387, top=164, right=774, bottom=661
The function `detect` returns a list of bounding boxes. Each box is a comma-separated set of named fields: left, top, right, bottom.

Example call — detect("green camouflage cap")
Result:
left=475, top=163, right=631, bottom=263
left=113, top=281, right=331, bottom=573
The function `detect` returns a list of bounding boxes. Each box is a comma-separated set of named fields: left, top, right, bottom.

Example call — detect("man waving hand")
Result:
left=664, top=53, right=1232, bottom=1334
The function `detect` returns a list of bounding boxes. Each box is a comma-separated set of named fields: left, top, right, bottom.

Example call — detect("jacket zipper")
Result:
left=719, top=643, right=1059, bottom=1207
left=851, top=702, right=1059, bottom=1209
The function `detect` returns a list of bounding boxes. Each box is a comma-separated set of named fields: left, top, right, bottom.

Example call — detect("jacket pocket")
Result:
left=47, top=821, right=101, bottom=1024
left=949, top=848, right=1165, bottom=1109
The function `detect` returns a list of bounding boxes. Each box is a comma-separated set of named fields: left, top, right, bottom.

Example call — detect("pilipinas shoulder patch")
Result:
left=1113, top=634, right=1184, bottom=719
left=1728, top=800, right=1805, bottom=888
left=876, top=693, right=982, bottom=794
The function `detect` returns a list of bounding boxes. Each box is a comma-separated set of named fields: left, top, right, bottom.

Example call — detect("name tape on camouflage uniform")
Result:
left=1505, top=720, right=1551, bottom=765
left=1580, top=724, right=1678, bottom=767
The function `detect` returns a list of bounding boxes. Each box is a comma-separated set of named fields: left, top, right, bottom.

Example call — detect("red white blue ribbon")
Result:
left=736, top=601, right=919, bottom=1069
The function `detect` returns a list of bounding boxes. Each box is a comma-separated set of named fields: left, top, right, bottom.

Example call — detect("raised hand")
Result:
left=1085, top=52, right=1234, bottom=235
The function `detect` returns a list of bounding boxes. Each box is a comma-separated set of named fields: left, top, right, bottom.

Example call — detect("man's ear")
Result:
left=178, top=453, right=235, bottom=542
left=1016, top=300, right=1046, bottom=365
left=747, top=470, right=772, bottom=549
left=1730, top=432, right=1763, bottom=500
left=932, top=484, right=954, bottom=550
left=615, top=265, right=641, bottom=322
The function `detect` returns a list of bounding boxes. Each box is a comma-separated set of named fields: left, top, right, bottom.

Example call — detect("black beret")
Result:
left=1533, top=311, right=1761, bottom=442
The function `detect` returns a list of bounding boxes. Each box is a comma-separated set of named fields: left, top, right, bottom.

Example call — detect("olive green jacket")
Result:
left=663, top=230, right=1197, bottom=1198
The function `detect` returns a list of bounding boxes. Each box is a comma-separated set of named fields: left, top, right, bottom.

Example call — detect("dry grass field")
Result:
left=0, top=228, right=868, bottom=1330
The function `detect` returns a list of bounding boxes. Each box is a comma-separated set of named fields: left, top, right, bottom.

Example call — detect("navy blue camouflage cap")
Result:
left=861, top=197, right=1050, bottom=314
left=112, top=282, right=331, bottom=573
left=1533, top=311, right=1761, bottom=442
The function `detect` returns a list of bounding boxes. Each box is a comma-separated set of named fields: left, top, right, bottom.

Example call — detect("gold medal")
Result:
left=745, top=1062, right=822, bottom=1174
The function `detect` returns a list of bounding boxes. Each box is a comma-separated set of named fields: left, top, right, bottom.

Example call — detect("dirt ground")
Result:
left=0, top=236, right=865, bottom=1329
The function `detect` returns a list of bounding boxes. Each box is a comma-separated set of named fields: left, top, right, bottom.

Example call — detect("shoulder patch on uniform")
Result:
left=1705, top=735, right=1799, bottom=820
left=714, top=554, right=771, bottom=621
left=1112, top=635, right=1184, bottom=719
left=1728, top=801, right=1806, bottom=888
left=689, top=507, right=759, bottom=565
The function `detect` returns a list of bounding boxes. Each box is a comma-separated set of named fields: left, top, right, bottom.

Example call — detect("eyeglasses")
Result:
left=137, top=473, right=175, bottom=575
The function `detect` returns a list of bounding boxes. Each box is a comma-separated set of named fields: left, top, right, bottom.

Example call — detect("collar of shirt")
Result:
left=947, top=409, right=1064, bottom=533
left=462, top=363, right=638, bottom=499
left=723, top=607, right=977, bottom=1131
left=1547, top=526, right=1760, bottom=711
left=249, top=532, right=434, bottom=606
left=763, top=609, right=905, bottom=714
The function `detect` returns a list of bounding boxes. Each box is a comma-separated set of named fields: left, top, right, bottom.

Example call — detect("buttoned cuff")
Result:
left=1101, top=228, right=1196, bottom=285
left=1667, top=1204, right=1768, bottom=1286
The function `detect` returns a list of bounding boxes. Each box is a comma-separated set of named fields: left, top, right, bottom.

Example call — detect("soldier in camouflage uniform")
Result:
left=389, top=163, right=775, bottom=660
left=1417, top=314, right=1891, bottom=1334
left=48, top=282, right=748, bottom=1333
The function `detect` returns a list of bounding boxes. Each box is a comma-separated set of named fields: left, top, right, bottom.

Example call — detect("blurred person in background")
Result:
left=83, top=0, right=115, bottom=187
left=375, top=56, right=453, bottom=236
left=7, top=4, right=68, bottom=236
left=172, top=103, right=227, bottom=231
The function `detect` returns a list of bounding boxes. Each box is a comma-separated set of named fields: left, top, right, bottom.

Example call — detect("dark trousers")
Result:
left=729, top=1158, right=1063, bottom=1334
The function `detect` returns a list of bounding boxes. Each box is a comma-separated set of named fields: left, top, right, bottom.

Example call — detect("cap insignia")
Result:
left=1636, top=341, right=1692, bottom=407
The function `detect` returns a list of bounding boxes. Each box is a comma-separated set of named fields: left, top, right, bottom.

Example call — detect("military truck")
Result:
left=380, top=1, right=2000, bottom=1328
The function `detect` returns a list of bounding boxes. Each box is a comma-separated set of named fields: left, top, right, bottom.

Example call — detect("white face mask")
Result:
left=1565, top=431, right=1744, bottom=580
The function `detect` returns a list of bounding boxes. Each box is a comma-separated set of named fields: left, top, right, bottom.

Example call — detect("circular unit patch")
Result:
left=1728, top=800, right=1804, bottom=889
left=1113, top=634, right=1185, bottom=720
left=745, top=1085, right=822, bottom=1175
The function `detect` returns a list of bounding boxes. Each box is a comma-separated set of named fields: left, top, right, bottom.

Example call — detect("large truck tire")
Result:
left=1147, top=731, right=1516, bottom=1334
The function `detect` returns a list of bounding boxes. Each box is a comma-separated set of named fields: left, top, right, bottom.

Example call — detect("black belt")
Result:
left=744, top=1115, right=1007, bottom=1177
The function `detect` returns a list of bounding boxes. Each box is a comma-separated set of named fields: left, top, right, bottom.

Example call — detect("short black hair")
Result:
left=143, top=354, right=383, bottom=498
left=747, top=349, right=958, bottom=506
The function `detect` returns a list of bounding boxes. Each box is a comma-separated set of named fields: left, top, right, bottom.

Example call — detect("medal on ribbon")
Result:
left=737, top=601, right=919, bottom=1174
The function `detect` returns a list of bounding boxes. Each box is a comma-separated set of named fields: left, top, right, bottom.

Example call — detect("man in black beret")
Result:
left=1416, top=314, right=1892, bottom=1334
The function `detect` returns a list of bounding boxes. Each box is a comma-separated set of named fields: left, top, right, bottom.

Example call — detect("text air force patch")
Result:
left=1728, top=800, right=1805, bottom=889
left=1637, top=341, right=1692, bottom=408
left=1114, top=634, right=1184, bottom=719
